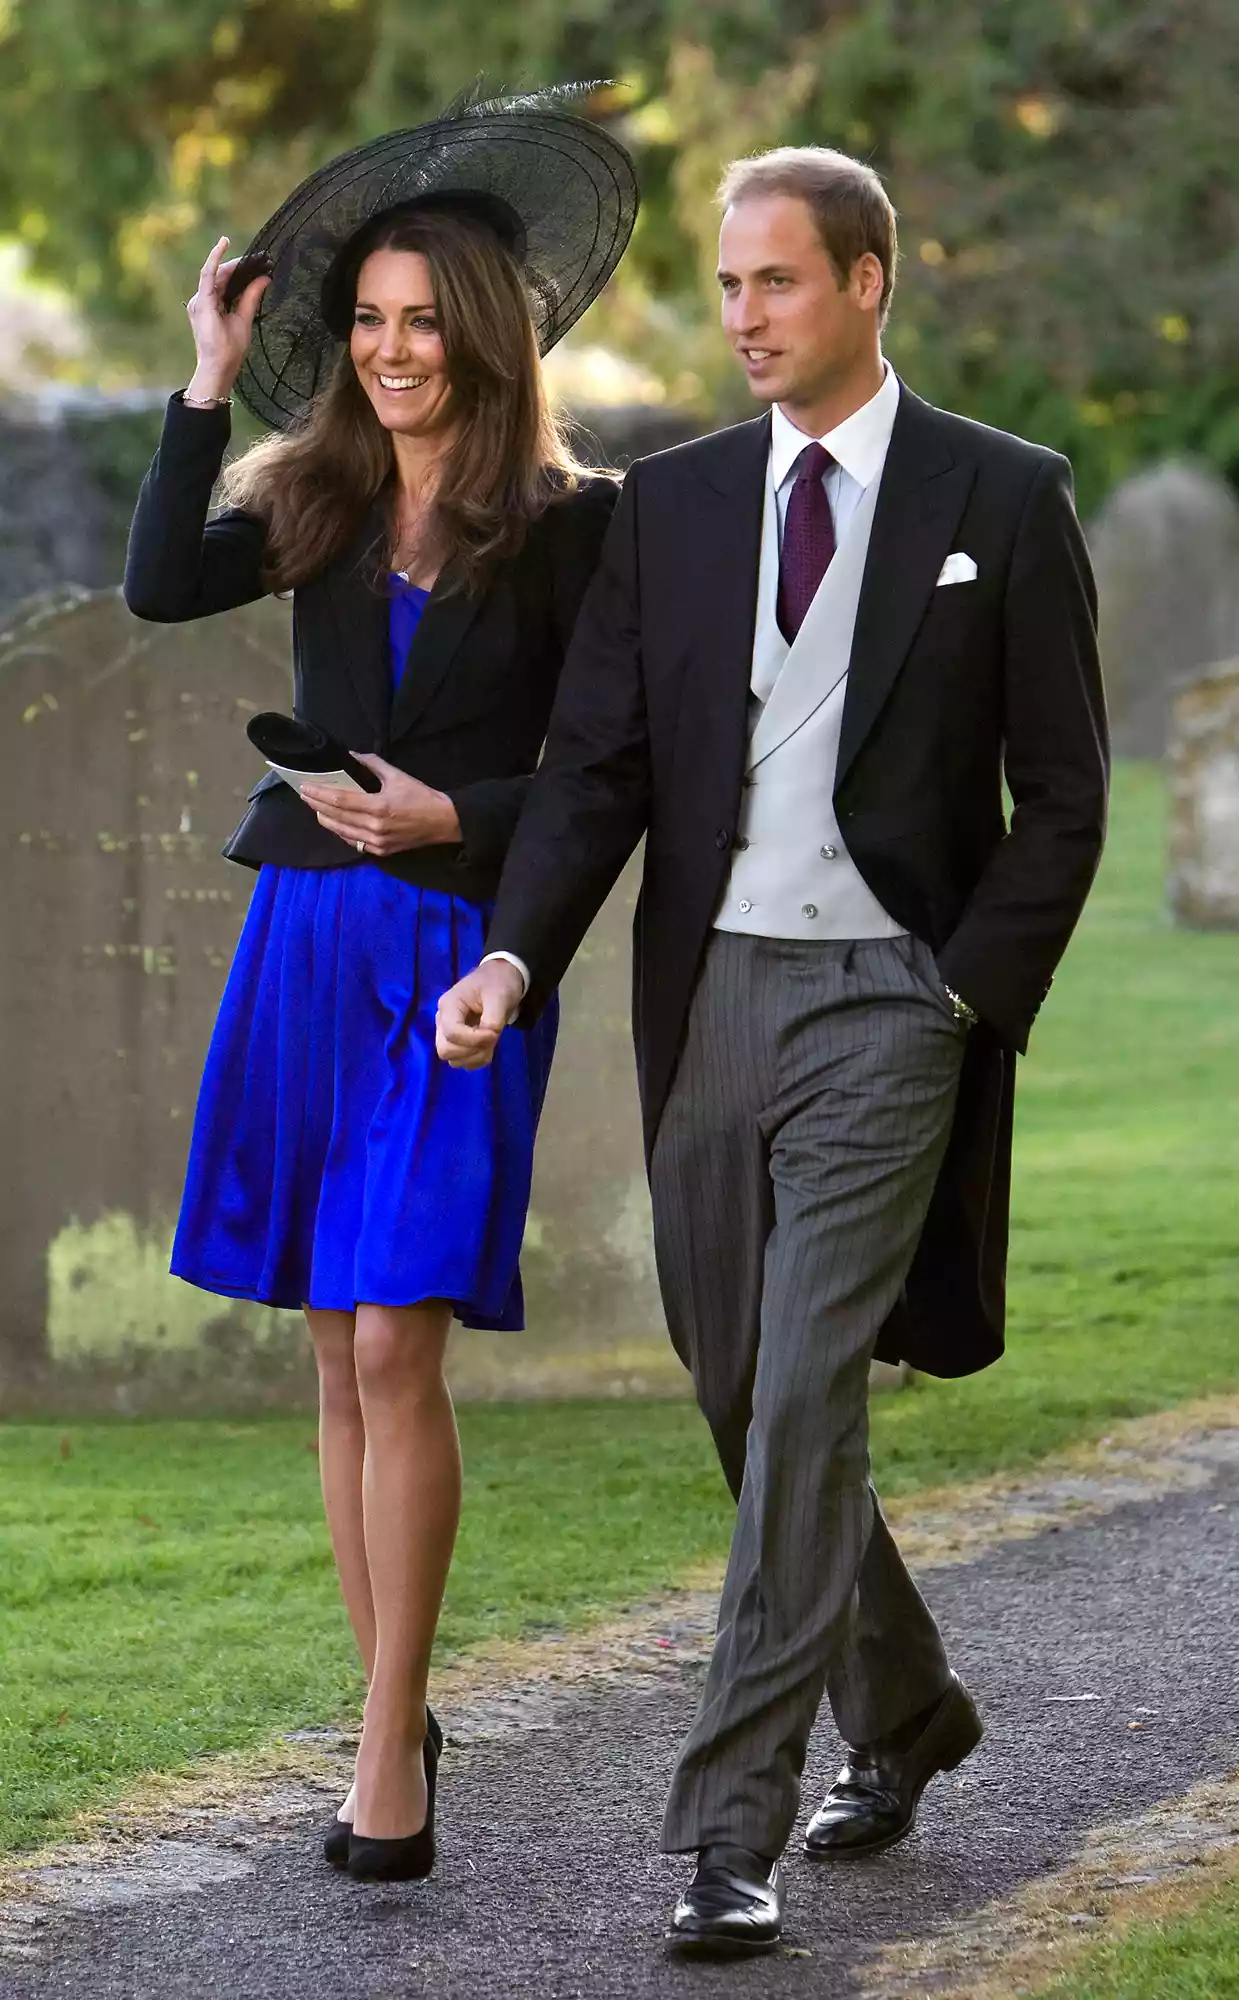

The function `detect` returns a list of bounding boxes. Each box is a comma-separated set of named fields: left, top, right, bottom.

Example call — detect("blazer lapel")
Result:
left=388, top=564, right=486, bottom=742
left=836, top=387, right=977, bottom=787
left=323, top=513, right=390, bottom=745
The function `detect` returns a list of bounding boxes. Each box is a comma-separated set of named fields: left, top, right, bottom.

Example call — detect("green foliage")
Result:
left=0, top=0, right=381, bottom=329
left=2, top=2, right=1238, bottom=505
left=646, top=0, right=1239, bottom=510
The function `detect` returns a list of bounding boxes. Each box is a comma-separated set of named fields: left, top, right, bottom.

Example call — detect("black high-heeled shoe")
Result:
left=323, top=1706, right=442, bottom=1870
left=347, top=1732, right=438, bottom=1883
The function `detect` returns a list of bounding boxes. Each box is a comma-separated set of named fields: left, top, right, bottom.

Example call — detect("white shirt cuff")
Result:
left=480, top=950, right=531, bottom=1001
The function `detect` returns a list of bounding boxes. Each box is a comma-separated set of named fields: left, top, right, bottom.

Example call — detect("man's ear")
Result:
left=851, top=251, right=886, bottom=311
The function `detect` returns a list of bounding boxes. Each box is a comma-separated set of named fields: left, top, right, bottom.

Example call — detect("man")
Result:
left=437, top=148, right=1108, bottom=1954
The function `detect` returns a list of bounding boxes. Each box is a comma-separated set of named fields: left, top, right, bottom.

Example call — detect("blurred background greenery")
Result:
left=2, top=0, right=1239, bottom=512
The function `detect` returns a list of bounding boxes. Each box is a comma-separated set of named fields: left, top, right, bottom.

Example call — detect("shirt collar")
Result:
left=769, top=361, right=900, bottom=491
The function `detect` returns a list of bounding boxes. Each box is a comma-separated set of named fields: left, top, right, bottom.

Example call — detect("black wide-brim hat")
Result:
left=232, top=82, right=639, bottom=431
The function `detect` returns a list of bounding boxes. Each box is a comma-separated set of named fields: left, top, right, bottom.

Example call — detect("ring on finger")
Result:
left=356, top=838, right=366, bottom=854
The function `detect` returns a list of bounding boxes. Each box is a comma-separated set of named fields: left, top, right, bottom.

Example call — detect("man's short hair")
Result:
left=718, top=147, right=898, bottom=323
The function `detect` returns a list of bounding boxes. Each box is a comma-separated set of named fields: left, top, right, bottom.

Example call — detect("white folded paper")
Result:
left=266, top=761, right=365, bottom=798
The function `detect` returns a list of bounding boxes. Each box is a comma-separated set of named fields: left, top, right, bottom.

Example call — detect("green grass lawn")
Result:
left=0, top=1403, right=726, bottom=1852
left=1033, top=1877, right=1239, bottom=1999
left=1, top=761, right=1237, bottom=1853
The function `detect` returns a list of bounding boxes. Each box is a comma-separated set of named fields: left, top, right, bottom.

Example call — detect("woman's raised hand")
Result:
left=184, top=236, right=270, bottom=403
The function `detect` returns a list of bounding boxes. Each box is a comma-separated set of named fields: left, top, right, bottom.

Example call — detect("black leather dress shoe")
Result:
left=804, top=1672, right=982, bottom=1860
left=323, top=1707, right=443, bottom=1870
left=666, top=1846, right=782, bottom=1958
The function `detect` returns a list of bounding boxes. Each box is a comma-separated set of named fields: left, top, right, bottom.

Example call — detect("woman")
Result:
left=124, top=90, right=637, bottom=1883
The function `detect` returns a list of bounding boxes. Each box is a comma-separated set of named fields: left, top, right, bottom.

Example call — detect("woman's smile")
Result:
left=350, top=249, right=453, bottom=434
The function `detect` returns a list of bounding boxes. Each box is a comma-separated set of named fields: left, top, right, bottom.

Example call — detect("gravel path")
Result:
left=3, top=1445, right=1236, bottom=2000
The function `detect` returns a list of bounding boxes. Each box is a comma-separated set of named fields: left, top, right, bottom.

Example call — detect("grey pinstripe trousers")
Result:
left=652, top=931, right=967, bottom=1857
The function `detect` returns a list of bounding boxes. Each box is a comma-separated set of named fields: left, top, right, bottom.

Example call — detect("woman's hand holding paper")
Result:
left=302, top=754, right=462, bottom=855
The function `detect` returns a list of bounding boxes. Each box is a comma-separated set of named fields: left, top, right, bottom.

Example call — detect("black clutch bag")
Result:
left=246, top=712, right=383, bottom=794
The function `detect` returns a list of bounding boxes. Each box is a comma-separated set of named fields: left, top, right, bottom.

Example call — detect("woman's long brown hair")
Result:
left=220, top=207, right=595, bottom=594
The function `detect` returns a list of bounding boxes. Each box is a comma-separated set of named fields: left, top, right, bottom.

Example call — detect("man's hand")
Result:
left=436, top=960, right=526, bottom=1070
left=301, top=755, right=461, bottom=856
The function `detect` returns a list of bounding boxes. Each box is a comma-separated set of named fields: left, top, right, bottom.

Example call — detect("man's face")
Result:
left=718, top=194, right=881, bottom=411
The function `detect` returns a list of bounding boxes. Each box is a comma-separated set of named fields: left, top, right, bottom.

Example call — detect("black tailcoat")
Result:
left=486, top=384, right=1110, bottom=1376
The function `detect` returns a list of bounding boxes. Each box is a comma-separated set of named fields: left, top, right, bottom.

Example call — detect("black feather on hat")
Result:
left=231, top=81, right=640, bottom=432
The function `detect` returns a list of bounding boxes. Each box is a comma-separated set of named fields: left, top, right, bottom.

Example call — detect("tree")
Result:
left=2, top=0, right=1237, bottom=508
left=0, top=0, right=385, bottom=360
left=643, top=0, right=1239, bottom=510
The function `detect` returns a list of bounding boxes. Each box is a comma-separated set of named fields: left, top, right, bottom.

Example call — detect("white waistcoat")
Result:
left=713, top=454, right=906, bottom=942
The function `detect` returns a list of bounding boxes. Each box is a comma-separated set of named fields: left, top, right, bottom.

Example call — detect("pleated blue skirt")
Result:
left=172, top=864, right=558, bottom=1330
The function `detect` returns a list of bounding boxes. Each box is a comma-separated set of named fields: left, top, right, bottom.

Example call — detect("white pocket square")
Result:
left=936, top=552, right=978, bottom=586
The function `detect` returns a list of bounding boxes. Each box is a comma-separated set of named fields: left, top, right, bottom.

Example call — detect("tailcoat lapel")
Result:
left=681, top=414, right=770, bottom=804
left=836, top=387, right=976, bottom=787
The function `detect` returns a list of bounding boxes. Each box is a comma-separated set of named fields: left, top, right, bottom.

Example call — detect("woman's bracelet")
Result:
left=181, top=389, right=233, bottom=409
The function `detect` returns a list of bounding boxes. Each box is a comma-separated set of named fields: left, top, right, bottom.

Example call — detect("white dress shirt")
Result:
left=485, top=364, right=901, bottom=996
left=769, top=361, right=899, bottom=550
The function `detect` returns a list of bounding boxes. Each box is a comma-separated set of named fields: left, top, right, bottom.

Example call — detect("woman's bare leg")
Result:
left=305, top=1306, right=375, bottom=1822
left=351, top=1299, right=460, bottom=1839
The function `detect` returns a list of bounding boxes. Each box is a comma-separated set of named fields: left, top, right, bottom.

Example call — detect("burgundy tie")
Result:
left=777, top=441, right=836, bottom=642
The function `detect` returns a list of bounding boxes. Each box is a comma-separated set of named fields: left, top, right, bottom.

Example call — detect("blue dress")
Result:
left=171, top=578, right=557, bottom=1331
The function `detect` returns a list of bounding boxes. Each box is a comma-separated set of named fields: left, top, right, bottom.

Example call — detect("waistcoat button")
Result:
left=802, top=903, right=818, bottom=919
left=738, top=899, right=752, bottom=914
left=715, top=828, right=730, bottom=850
left=820, top=844, right=838, bottom=860
left=735, top=836, right=750, bottom=850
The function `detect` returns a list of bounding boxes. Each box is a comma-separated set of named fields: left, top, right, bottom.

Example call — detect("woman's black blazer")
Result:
left=123, top=394, right=619, bottom=901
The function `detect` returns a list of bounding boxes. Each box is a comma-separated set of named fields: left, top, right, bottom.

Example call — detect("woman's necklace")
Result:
left=391, top=521, right=422, bottom=581
left=391, top=489, right=438, bottom=585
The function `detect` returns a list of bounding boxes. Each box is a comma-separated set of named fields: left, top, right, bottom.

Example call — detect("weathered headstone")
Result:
left=0, top=587, right=299, bottom=1411
left=1090, top=461, right=1239, bottom=756
left=0, top=587, right=680, bottom=1413
left=1167, top=659, right=1239, bottom=930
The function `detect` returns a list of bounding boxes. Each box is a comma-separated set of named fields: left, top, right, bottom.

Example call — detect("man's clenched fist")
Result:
left=436, top=960, right=526, bottom=1069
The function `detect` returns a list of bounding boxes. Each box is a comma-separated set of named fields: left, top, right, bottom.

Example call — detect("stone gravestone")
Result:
left=0, top=587, right=300, bottom=1411
left=1090, top=461, right=1239, bottom=756
left=0, top=587, right=679, bottom=1413
left=1167, top=660, right=1239, bottom=930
